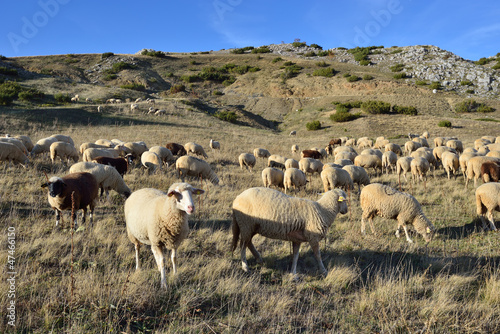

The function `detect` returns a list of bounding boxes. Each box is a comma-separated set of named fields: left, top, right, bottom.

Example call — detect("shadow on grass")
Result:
left=437, top=218, right=483, bottom=240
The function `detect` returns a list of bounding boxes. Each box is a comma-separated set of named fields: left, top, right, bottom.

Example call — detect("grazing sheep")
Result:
left=0, top=137, right=28, bottom=154
left=374, top=138, right=390, bottom=150
left=175, top=155, right=219, bottom=185
left=487, top=143, right=500, bottom=152
left=301, top=149, right=322, bottom=160
left=95, top=139, right=114, bottom=147
left=382, top=150, right=398, bottom=174
left=466, top=156, right=500, bottom=187
left=284, top=168, right=308, bottom=194
left=396, top=157, right=414, bottom=183
left=411, top=148, right=437, bottom=170
left=209, top=139, right=220, bottom=151
left=41, top=172, right=99, bottom=228
left=408, top=133, right=419, bottom=140
left=433, top=146, right=457, bottom=165
left=411, top=157, right=430, bottom=183
left=155, top=109, right=166, bottom=116
left=83, top=148, right=120, bottom=162
left=124, top=183, right=204, bottom=289
left=30, top=137, right=59, bottom=158
left=79, top=142, right=111, bottom=155
left=476, top=183, right=500, bottom=231
left=486, top=151, right=500, bottom=159
left=335, top=151, right=357, bottom=163
left=412, top=137, right=429, bottom=148
left=50, top=141, right=79, bottom=164
left=69, top=162, right=131, bottom=198
left=482, top=135, right=496, bottom=143
left=321, top=167, right=353, bottom=192
left=441, top=151, right=459, bottom=179
left=119, top=142, right=149, bottom=159
left=354, top=154, right=382, bottom=175
left=184, top=142, right=208, bottom=159
left=141, top=151, right=162, bottom=172
left=269, top=160, right=285, bottom=170
left=289, top=130, right=297, bottom=136
left=148, top=146, right=174, bottom=167
left=360, top=183, right=435, bottom=243
left=345, top=138, right=356, bottom=147
left=422, top=131, right=430, bottom=139
left=480, top=160, right=500, bottom=183
left=361, top=149, right=383, bottom=160
left=253, top=148, right=271, bottom=159
left=334, top=159, right=354, bottom=167
left=434, top=137, right=447, bottom=147
left=92, top=156, right=128, bottom=176
left=291, top=145, right=299, bottom=154
left=357, top=138, right=373, bottom=150
left=329, top=138, right=342, bottom=148
left=50, top=134, right=74, bottom=146
left=343, top=165, right=370, bottom=192
left=311, top=147, right=328, bottom=159
left=285, top=158, right=299, bottom=170
left=299, top=158, right=323, bottom=176
left=262, top=167, right=284, bottom=189
left=459, top=152, right=478, bottom=180
left=231, top=187, right=348, bottom=274
left=239, top=153, right=257, bottom=172
left=324, top=163, right=343, bottom=169
left=446, top=139, right=463, bottom=154
left=474, top=138, right=490, bottom=150
left=268, top=154, right=286, bottom=166
left=166, top=142, right=187, bottom=156
left=0, top=142, right=29, bottom=167
left=404, top=141, right=422, bottom=156
left=385, top=143, right=402, bottom=156
left=10, top=135, right=34, bottom=152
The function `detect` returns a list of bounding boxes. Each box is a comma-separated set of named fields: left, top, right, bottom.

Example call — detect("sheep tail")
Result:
left=231, top=211, right=240, bottom=254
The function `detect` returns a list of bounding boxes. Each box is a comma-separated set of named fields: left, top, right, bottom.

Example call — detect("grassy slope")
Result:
left=0, top=52, right=499, bottom=332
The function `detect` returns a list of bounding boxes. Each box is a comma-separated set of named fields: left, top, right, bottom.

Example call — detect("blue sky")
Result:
left=1, top=0, right=499, bottom=60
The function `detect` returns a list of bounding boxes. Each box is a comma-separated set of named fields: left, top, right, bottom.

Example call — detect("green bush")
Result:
left=393, top=105, right=418, bottom=115
left=342, top=73, right=351, bottom=78
left=283, top=61, right=294, bottom=66
left=390, top=64, right=405, bottom=72
left=310, top=43, right=322, bottom=49
left=477, top=104, right=495, bottom=113
left=330, top=110, right=361, bottom=122
left=460, top=80, right=473, bottom=86
left=141, top=50, right=166, bottom=57
left=415, top=80, right=428, bottom=86
left=312, top=67, right=335, bottom=77
left=212, top=90, right=223, bottom=96
left=315, top=61, right=328, bottom=67
left=215, top=110, right=238, bottom=122
left=359, top=60, right=371, bottom=66
left=429, top=81, right=442, bottom=90
left=306, top=120, right=321, bottom=130
left=231, top=46, right=254, bottom=54
left=120, top=83, right=146, bottom=91
left=101, top=52, right=114, bottom=59
left=492, top=63, right=500, bottom=70
left=466, top=89, right=475, bottom=94
left=346, top=75, right=360, bottom=82
left=170, top=84, right=185, bottom=94
left=361, top=100, right=391, bottom=114
left=363, top=74, right=373, bottom=80
left=222, top=78, right=236, bottom=86
left=390, top=48, right=403, bottom=54
left=336, top=105, right=350, bottom=113
left=304, top=51, right=316, bottom=57
left=292, top=42, right=307, bottom=48
left=474, top=57, right=494, bottom=65
left=455, top=99, right=494, bottom=113
left=438, top=120, right=452, bottom=128
left=0, top=67, right=18, bottom=76
left=103, top=74, right=117, bottom=81
left=281, top=64, right=302, bottom=80
left=54, top=93, right=71, bottom=103
left=272, top=57, right=283, bottom=63
left=317, top=50, right=329, bottom=57
left=393, top=73, right=407, bottom=79
left=251, top=47, right=271, bottom=54
left=18, top=88, right=44, bottom=102
left=0, top=81, right=22, bottom=105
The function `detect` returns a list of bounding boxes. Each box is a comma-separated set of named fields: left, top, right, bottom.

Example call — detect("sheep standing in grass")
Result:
left=92, top=156, right=128, bottom=177
left=69, top=162, right=131, bottom=198
left=262, top=167, right=284, bottom=189
left=441, top=151, right=459, bottom=179
left=354, top=154, right=382, bottom=176
left=119, top=142, right=149, bottom=159
left=291, top=145, right=299, bottom=154
left=405, top=141, right=421, bottom=156
left=30, top=137, right=59, bottom=158
left=0, top=142, right=29, bottom=167
left=433, top=146, right=457, bottom=166
left=299, top=158, right=323, bottom=177
left=480, top=160, right=500, bottom=183
left=320, top=167, right=353, bottom=192
left=239, top=153, right=256, bottom=172
left=141, top=151, right=162, bottom=172
left=466, top=156, right=500, bottom=187
left=254, top=148, right=271, bottom=159
left=149, top=146, right=174, bottom=168
left=285, top=158, right=299, bottom=169
left=343, top=165, right=370, bottom=192
left=125, top=182, right=204, bottom=289
left=231, top=187, right=348, bottom=274
left=446, top=139, right=463, bottom=154
left=10, top=135, right=33, bottom=152
left=284, top=168, right=307, bottom=194
left=396, top=156, right=414, bottom=183
left=335, top=151, right=357, bottom=163
left=360, top=183, right=435, bottom=243
left=385, top=143, right=402, bottom=156
left=79, top=142, right=112, bottom=155
left=0, top=138, right=28, bottom=154
left=459, top=152, right=478, bottom=180
left=175, top=155, right=219, bottom=185
left=41, top=172, right=99, bottom=228
left=50, top=141, right=79, bottom=165
left=209, top=139, right=220, bottom=151
left=184, top=142, right=208, bottom=159
left=166, top=142, right=187, bottom=156
left=411, top=157, right=430, bottom=184
left=83, top=148, right=120, bottom=162
left=50, top=134, right=74, bottom=146
left=476, top=183, right=500, bottom=231
left=382, top=151, right=397, bottom=174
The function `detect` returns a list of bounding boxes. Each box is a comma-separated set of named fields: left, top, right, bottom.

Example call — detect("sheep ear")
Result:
left=191, top=188, right=204, bottom=195
left=167, top=190, right=179, bottom=198
left=426, top=227, right=432, bottom=234
left=338, top=196, right=346, bottom=202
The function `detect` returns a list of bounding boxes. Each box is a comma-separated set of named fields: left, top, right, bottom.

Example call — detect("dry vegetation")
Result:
left=0, top=102, right=499, bottom=333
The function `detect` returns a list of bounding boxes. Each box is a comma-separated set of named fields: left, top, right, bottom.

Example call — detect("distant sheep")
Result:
left=261, top=167, right=284, bottom=189
left=335, top=151, right=357, bottom=163
left=476, top=183, right=500, bottom=231
left=301, top=149, right=322, bottom=160
left=209, top=139, right=220, bottom=151
left=231, top=187, right=347, bottom=274
left=239, top=153, right=257, bottom=172
left=124, top=182, right=204, bottom=289
left=50, top=141, right=79, bottom=164
left=343, top=165, right=370, bottom=192
left=354, top=154, right=382, bottom=175
left=382, top=150, right=397, bottom=174
left=360, top=183, right=435, bottom=243
left=284, top=168, right=307, bottom=194
left=404, top=141, right=422, bottom=156
left=119, top=142, right=149, bottom=159
left=69, top=162, right=131, bottom=198
left=459, top=152, right=478, bottom=180
left=176, top=155, right=219, bottom=185
left=268, top=154, right=287, bottom=168
left=441, top=151, right=459, bottom=180
left=184, top=142, right=208, bottom=159
left=95, top=139, right=114, bottom=147
left=253, top=148, right=271, bottom=159
left=289, top=130, right=297, bottom=136
left=291, top=145, right=299, bottom=154
left=412, top=137, right=429, bottom=148
left=0, top=142, right=29, bottom=167
left=320, top=167, right=353, bottom=192
left=41, top=172, right=99, bottom=228
left=166, top=142, right=187, bottom=156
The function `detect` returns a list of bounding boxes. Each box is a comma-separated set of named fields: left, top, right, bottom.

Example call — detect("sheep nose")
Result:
left=186, top=205, right=194, bottom=214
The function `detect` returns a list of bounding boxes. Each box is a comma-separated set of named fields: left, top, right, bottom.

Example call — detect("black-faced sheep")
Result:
left=360, top=183, right=435, bottom=243
left=41, top=172, right=99, bottom=228
left=124, top=183, right=204, bottom=289
left=231, top=187, right=348, bottom=275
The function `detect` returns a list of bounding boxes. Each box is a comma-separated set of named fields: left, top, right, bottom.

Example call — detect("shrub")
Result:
left=304, top=51, right=316, bottom=57
left=346, top=75, right=360, bottom=82
left=466, top=89, right=475, bottom=94
left=141, top=50, right=166, bottom=57
left=460, top=80, right=473, bottom=86
left=316, top=61, right=328, bottom=67
left=312, top=67, right=335, bottom=77
left=108, top=62, right=134, bottom=73
left=438, top=120, right=452, bottom=128
left=272, top=57, right=283, bottom=63
left=310, top=43, right=322, bottom=49
left=317, top=50, right=330, bottom=57
left=362, top=74, right=373, bottom=80
left=359, top=60, right=371, bottom=66
left=215, top=110, right=238, bottom=122
left=429, top=81, right=442, bottom=90
left=330, top=110, right=362, bottom=122
left=101, top=52, right=114, bottom=59
left=292, top=42, right=307, bottom=48
left=54, top=93, right=71, bottom=103
left=390, top=64, right=405, bottom=72
left=393, top=73, right=407, bottom=79
left=0, top=81, right=22, bottom=105
left=492, top=63, right=500, bottom=70
left=170, top=84, right=185, bottom=94
left=306, top=120, right=321, bottom=130
left=251, top=47, right=271, bottom=54
left=281, top=64, right=303, bottom=80
left=103, top=74, right=117, bottom=81
left=474, top=57, right=493, bottom=65
left=393, top=105, right=418, bottom=115
left=213, top=90, right=223, bottom=96
left=415, top=80, right=428, bottom=86
left=18, top=88, right=44, bottom=102
left=361, top=100, right=391, bottom=114
left=390, top=49, right=403, bottom=54
left=283, top=61, right=294, bottom=66
left=454, top=99, right=494, bottom=113
left=0, top=67, right=18, bottom=76
left=477, top=104, right=495, bottom=113
left=120, top=83, right=146, bottom=91
left=231, top=46, right=254, bottom=54
left=222, top=78, right=236, bottom=86
left=336, top=105, right=350, bottom=113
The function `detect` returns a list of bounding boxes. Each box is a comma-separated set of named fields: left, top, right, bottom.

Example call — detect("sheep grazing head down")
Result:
left=167, top=183, right=205, bottom=215
left=337, top=193, right=348, bottom=214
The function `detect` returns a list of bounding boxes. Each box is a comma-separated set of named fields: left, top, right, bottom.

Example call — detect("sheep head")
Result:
left=167, top=183, right=204, bottom=215
left=41, top=177, right=66, bottom=198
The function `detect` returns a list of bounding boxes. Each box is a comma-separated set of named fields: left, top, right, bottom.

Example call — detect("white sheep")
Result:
left=412, top=137, right=429, bottom=148
left=79, top=142, right=111, bottom=155
left=284, top=168, right=307, bottom=194
left=155, top=109, right=166, bottom=116
left=0, top=142, right=29, bottom=168
left=446, top=139, right=463, bottom=154
left=466, top=156, right=500, bottom=187
left=474, top=138, right=490, bottom=150
left=285, top=158, right=299, bottom=169
left=118, top=142, right=148, bottom=159
left=184, top=142, right=208, bottom=159
left=354, top=154, right=382, bottom=175
left=50, top=141, right=79, bottom=165
left=261, top=167, right=284, bottom=189
left=50, top=134, right=74, bottom=146
left=422, top=131, right=430, bottom=139
left=345, top=138, right=356, bottom=147
left=334, top=145, right=356, bottom=157
left=410, top=157, right=430, bottom=184
left=396, top=156, right=414, bottom=183
left=30, top=137, right=59, bottom=158
left=320, top=166, right=353, bottom=192
left=476, top=183, right=500, bottom=231
left=83, top=148, right=120, bottom=162
left=342, top=165, right=370, bottom=192
left=433, top=146, right=456, bottom=165
left=459, top=152, right=478, bottom=180
left=335, top=151, right=357, bottom=163
left=231, top=187, right=347, bottom=274
left=149, top=146, right=174, bottom=167
left=411, top=148, right=437, bottom=170
left=97, top=106, right=102, bottom=113
left=175, top=155, right=219, bottom=185
left=404, top=141, right=422, bottom=156
left=0, top=137, right=28, bottom=154
left=360, top=149, right=383, bottom=160
left=69, top=161, right=131, bottom=198
left=441, top=151, right=459, bottom=179
left=334, top=159, right=354, bottom=167
left=124, top=182, right=204, bottom=289
left=385, top=143, right=402, bottom=156
left=291, top=144, right=299, bottom=154
left=95, top=139, right=114, bottom=147
left=11, top=135, right=34, bottom=152
left=209, top=139, right=220, bottom=151
left=382, top=150, right=397, bottom=174
left=360, top=183, right=435, bottom=243
left=254, top=148, right=271, bottom=159
left=238, top=153, right=256, bottom=172
left=141, top=151, right=162, bottom=172
left=299, top=158, right=323, bottom=176
left=130, top=103, right=139, bottom=112
left=289, top=130, right=297, bottom=136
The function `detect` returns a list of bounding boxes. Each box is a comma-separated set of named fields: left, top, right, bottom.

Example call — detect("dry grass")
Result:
left=1, top=105, right=500, bottom=333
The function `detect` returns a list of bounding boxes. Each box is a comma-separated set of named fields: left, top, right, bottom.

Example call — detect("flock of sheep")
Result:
left=1, top=130, right=500, bottom=289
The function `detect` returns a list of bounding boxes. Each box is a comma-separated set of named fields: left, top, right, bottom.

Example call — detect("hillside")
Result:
left=0, top=44, right=499, bottom=138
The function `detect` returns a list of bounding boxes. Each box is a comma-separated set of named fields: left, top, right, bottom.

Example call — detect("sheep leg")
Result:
left=152, top=245, right=167, bottom=289
left=247, top=240, right=263, bottom=264
left=55, top=209, right=62, bottom=227
left=310, top=241, right=327, bottom=276
left=240, top=239, right=250, bottom=272
left=487, top=212, right=497, bottom=231
left=402, top=225, right=414, bottom=243
left=134, top=243, right=141, bottom=270
left=395, top=226, right=401, bottom=238
left=290, top=242, right=301, bottom=275
left=170, top=248, right=178, bottom=274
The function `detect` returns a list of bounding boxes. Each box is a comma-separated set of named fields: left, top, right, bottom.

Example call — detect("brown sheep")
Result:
left=481, top=161, right=500, bottom=183
left=92, top=156, right=128, bottom=177
left=301, top=149, right=323, bottom=160
left=166, top=142, right=187, bottom=156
